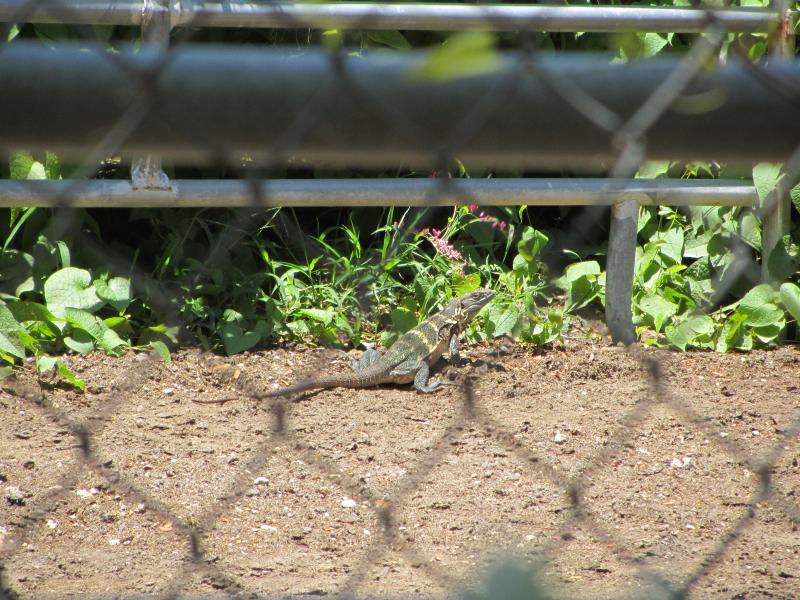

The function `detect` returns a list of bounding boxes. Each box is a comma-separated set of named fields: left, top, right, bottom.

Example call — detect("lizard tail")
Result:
left=261, top=372, right=378, bottom=398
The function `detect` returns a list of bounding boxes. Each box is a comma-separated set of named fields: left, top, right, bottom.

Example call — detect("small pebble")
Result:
left=6, top=486, right=25, bottom=505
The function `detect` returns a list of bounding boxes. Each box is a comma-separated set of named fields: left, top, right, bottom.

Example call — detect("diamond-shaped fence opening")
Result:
left=0, top=2, right=799, bottom=600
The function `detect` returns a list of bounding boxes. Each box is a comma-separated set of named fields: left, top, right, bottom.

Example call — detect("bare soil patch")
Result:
left=1, top=341, right=799, bottom=599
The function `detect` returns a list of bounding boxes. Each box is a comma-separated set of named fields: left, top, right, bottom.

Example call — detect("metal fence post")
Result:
left=761, top=1, right=794, bottom=282
left=130, top=0, right=171, bottom=190
left=606, top=199, right=639, bottom=345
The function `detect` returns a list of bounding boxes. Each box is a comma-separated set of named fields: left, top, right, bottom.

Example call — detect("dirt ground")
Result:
left=1, top=339, right=799, bottom=599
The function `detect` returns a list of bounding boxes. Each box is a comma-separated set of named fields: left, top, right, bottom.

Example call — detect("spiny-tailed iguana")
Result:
left=263, top=288, right=495, bottom=398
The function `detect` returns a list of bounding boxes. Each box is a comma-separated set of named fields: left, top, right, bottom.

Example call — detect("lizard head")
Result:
left=457, top=288, right=495, bottom=320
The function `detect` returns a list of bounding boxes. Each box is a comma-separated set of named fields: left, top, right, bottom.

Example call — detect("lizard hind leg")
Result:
left=391, top=359, right=455, bottom=393
left=352, top=348, right=382, bottom=372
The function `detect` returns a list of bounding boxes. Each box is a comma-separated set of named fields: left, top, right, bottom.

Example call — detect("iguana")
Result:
left=262, top=288, right=495, bottom=398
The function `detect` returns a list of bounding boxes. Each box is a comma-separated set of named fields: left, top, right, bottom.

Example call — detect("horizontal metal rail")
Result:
left=0, top=1, right=790, bottom=33
left=2, top=43, right=800, bottom=167
left=0, top=179, right=757, bottom=208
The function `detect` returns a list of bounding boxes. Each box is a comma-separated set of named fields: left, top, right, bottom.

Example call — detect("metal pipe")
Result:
left=2, top=43, right=800, bottom=167
left=0, top=1, right=788, bottom=33
left=0, top=179, right=757, bottom=208
left=761, top=1, right=794, bottom=283
left=606, top=199, right=639, bottom=345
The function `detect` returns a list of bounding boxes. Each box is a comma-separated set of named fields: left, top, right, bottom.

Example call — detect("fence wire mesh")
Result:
left=0, top=2, right=799, bottom=599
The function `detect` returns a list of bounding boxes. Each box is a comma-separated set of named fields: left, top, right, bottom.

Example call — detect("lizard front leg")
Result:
left=446, top=332, right=461, bottom=364
left=352, top=348, right=381, bottom=372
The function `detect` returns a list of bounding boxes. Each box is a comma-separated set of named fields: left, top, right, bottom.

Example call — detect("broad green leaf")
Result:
left=638, top=293, right=677, bottom=332
left=10, top=152, right=40, bottom=180
left=662, top=284, right=694, bottom=309
left=766, top=235, right=799, bottom=282
left=100, top=328, right=128, bottom=355
left=44, top=267, right=103, bottom=314
left=64, top=307, right=127, bottom=355
left=29, top=161, right=46, bottom=179
left=684, top=257, right=711, bottom=281
left=565, top=275, right=600, bottom=312
left=36, top=355, right=57, bottom=374
left=642, top=32, right=668, bottom=58
left=0, top=302, right=22, bottom=334
left=45, top=152, right=61, bottom=180
left=653, top=227, right=684, bottom=266
left=0, top=331, right=24, bottom=359
left=790, top=182, right=800, bottom=215
left=138, top=324, right=178, bottom=348
left=489, top=303, right=520, bottom=337
left=64, top=330, right=95, bottom=354
left=636, top=243, right=660, bottom=283
left=390, top=307, right=418, bottom=334
left=222, top=308, right=244, bottom=322
left=0, top=250, right=34, bottom=294
left=752, top=162, right=783, bottom=205
left=149, top=340, right=172, bottom=363
left=563, top=260, right=601, bottom=283
left=636, top=161, right=671, bottom=179
left=741, top=303, right=784, bottom=328
left=367, top=30, right=411, bottom=50
left=454, top=273, right=481, bottom=296
left=412, top=31, right=499, bottom=82
left=7, top=301, right=57, bottom=324
left=55, top=359, right=85, bottom=391
left=738, top=209, right=761, bottom=250
left=716, top=313, right=747, bottom=352
left=94, top=276, right=132, bottom=312
left=15, top=330, right=39, bottom=353
left=638, top=206, right=655, bottom=234
left=296, top=307, right=334, bottom=325
left=779, top=282, right=800, bottom=322
left=750, top=322, right=783, bottom=344
left=64, top=307, right=104, bottom=338
left=736, top=330, right=754, bottom=351
left=220, top=321, right=267, bottom=355
left=0, top=366, right=12, bottom=378
left=665, top=315, right=714, bottom=351
left=517, top=226, right=548, bottom=262
left=7, top=24, right=19, bottom=41
left=103, top=316, right=128, bottom=329
left=739, top=284, right=778, bottom=314
left=512, top=253, right=529, bottom=273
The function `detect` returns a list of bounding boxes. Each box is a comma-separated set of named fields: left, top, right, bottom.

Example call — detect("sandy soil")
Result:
left=1, top=340, right=799, bottom=599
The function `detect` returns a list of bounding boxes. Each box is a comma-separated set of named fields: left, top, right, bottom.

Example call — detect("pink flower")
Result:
left=423, top=228, right=467, bottom=271
left=469, top=207, right=510, bottom=234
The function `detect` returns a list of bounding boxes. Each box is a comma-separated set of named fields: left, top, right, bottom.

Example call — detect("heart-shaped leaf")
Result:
left=44, top=267, right=103, bottom=315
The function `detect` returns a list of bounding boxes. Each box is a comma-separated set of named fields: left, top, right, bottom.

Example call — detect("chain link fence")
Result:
left=1, top=1, right=799, bottom=598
